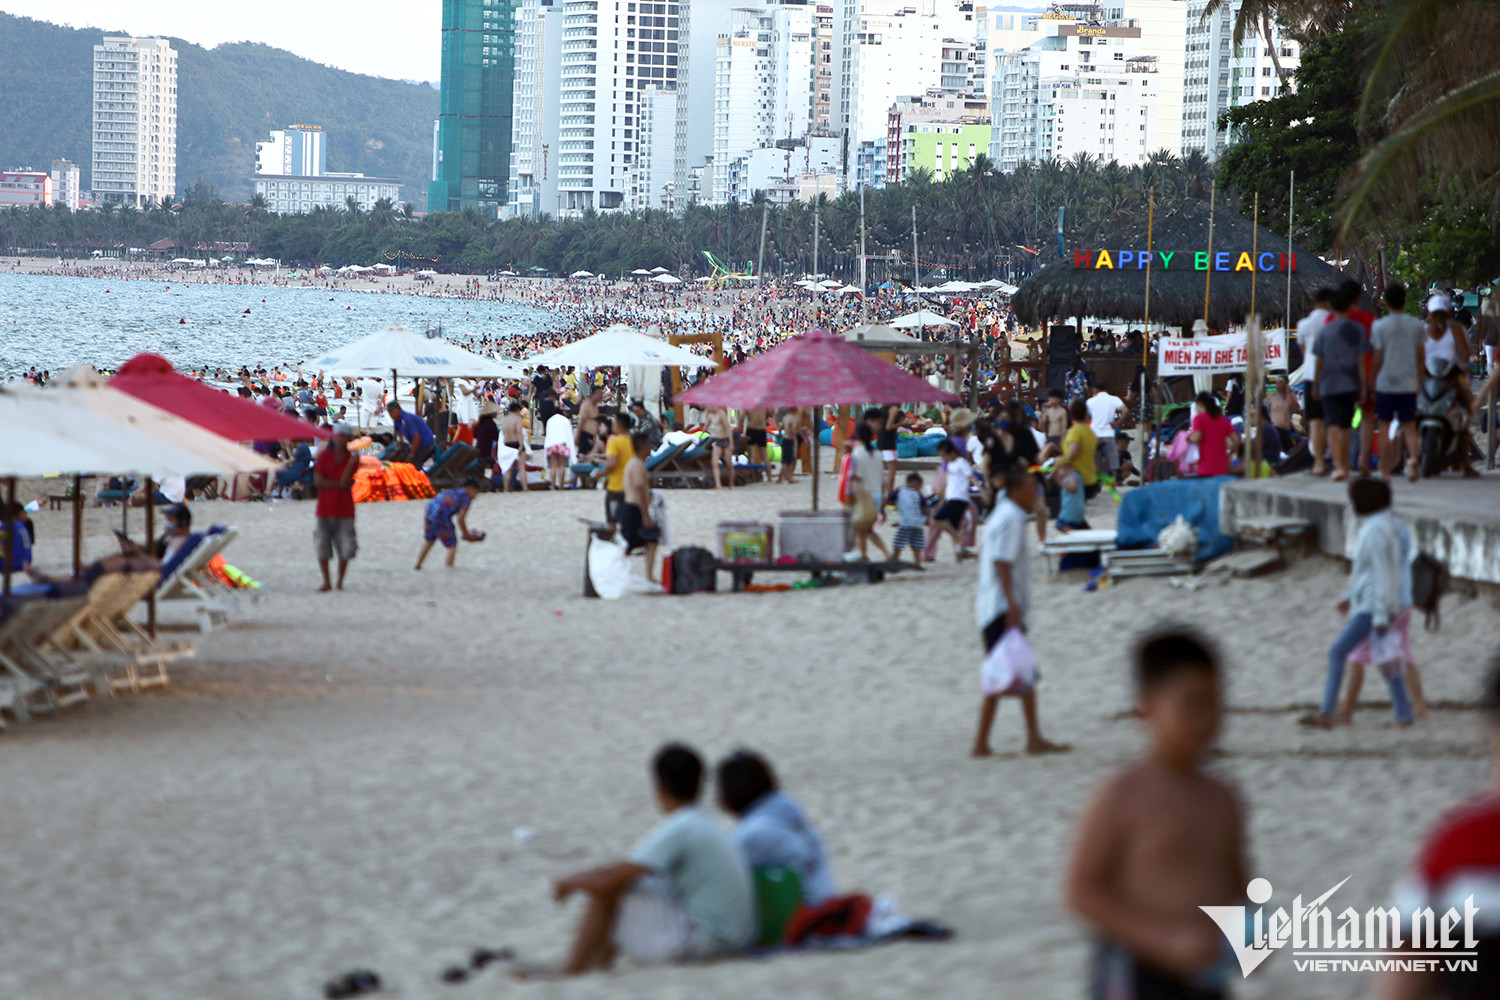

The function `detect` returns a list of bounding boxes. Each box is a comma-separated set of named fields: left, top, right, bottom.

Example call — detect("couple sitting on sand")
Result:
left=529, top=743, right=833, bottom=978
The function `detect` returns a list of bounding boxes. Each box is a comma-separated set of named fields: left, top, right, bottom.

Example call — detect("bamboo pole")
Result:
left=1142, top=192, right=1155, bottom=479
left=72, top=474, right=82, bottom=575
left=145, top=478, right=156, bottom=637
left=3, top=477, right=13, bottom=597
left=1203, top=181, right=1216, bottom=324
left=1251, top=192, right=1260, bottom=319
left=1285, top=171, right=1295, bottom=334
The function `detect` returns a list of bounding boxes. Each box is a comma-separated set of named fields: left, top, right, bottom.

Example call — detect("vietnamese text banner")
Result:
left=1158, top=329, right=1288, bottom=375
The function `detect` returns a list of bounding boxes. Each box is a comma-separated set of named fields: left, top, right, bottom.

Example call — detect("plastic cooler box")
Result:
left=717, top=521, right=774, bottom=563
left=776, top=510, right=851, bottom=563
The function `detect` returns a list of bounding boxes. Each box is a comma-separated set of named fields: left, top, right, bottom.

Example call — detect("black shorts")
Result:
left=619, top=503, right=660, bottom=550
left=1322, top=391, right=1359, bottom=429
left=981, top=616, right=1006, bottom=653
left=746, top=428, right=767, bottom=447
left=935, top=499, right=967, bottom=529
left=1303, top=392, right=1324, bottom=422
left=604, top=490, right=625, bottom=524
left=1375, top=392, right=1417, bottom=424
left=1092, top=941, right=1225, bottom=1000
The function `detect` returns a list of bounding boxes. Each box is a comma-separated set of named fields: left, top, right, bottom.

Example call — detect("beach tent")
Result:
left=527, top=324, right=710, bottom=369
left=843, top=324, right=919, bottom=347
left=569, top=270, right=595, bottom=278
left=499, top=270, right=519, bottom=276
left=890, top=310, right=957, bottom=329
left=649, top=266, right=671, bottom=274
left=305, top=324, right=529, bottom=381
left=837, top=284, right=862, bottom=295
left=416, top=269, right=440, bottom=277
left=111, top=354, right=329, bottom=442
left=650, top=273, right=682, bottom=284
left=630, top=268, right=653, bottom=276
left=678, top=328, right=957, bottom=509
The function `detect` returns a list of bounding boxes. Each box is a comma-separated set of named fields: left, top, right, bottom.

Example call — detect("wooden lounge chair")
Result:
left=45, top=573, right=194, bottom=693
left=651, top=440, right=713, bottom=488
left=0, top=598, right=90, bottom=721
left=428, top=443, right=480, bottom=489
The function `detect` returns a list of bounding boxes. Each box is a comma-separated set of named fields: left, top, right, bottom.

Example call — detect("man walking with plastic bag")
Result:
left=972, top=464, right=1070, bottom=757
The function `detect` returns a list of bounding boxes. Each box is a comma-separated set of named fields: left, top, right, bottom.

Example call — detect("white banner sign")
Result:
left=1157, top=329, right=1287, bottom=376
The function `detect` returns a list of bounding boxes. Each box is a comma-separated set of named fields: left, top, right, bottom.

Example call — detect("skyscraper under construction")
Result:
left=429, top=0, right=519, bottom=214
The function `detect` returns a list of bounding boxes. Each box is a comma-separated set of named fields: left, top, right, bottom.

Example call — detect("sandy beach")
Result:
left=1, top=471, right=1493, bottom=1000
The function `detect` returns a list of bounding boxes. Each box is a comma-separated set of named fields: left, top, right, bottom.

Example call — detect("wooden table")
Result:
left=47, top=494, right=71, bottom=511
left=715, top=559, right=916, bottom=591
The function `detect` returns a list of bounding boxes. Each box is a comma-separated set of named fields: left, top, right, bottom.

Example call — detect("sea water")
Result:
left=0, top=273, right=560, bottom=377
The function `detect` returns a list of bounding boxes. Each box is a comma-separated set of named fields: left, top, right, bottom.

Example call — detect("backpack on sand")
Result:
left=669, top=546, right=718, bottom=594
left=1410, top=551, right=1450, bottom=632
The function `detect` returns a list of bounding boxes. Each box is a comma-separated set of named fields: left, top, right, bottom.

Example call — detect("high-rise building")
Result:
left=50, top=159, right=82, bottom=211
left=430, top=0, right=520, bottom=215
left=256, top=125, right=327, bottom=177
left=1183, top=0, right=1298, bottom=158
left=556, top=0, right=684, bottom=215
left=507, top=0, right=561, bottom=218
left=713, top=7, right=777, bottom=203
left=993, top=22, right=1163, bottom=171
left=886, top=92, right=990, bottom=183
left=851, top=3, right=984, bottom=156
left=91, top=36, right=177, bottom=207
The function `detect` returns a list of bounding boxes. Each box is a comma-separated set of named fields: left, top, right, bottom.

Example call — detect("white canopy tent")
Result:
left=650, top=273, right=682, bottom=285
left=527, top=323, right=711, bottom=369
left=889, top=310, right=958, bottom=329
left=306, top=324, right=529, bottom=380
left=569, top=269, right=595, bottom=278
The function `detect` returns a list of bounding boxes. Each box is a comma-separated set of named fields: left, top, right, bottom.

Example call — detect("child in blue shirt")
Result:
left=890, top=472, right=929, bottom=566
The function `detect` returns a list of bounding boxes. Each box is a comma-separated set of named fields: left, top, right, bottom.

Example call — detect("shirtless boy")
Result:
left=741, top=409, right=768, bottom=471
left=1040, top=389, right=1070, bottom=448
left=705, top=406, right=734, bottom=489
left=1067, top=629, right=1248, bottom=1000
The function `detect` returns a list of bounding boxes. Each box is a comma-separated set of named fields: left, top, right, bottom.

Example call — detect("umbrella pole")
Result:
left=811, top=423, right=820, bottom=511
left=3, top=477, right=13, bottom=597
left=72, top=475, right=82, bottom=575
left=145, top=477, right=156, bottom=638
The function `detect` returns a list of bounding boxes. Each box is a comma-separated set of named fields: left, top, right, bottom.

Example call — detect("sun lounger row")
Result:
left=0, top=572, right=196, bottom=727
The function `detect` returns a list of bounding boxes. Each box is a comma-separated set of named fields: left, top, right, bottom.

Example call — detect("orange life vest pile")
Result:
left=351, top=456, right=436, bottom=504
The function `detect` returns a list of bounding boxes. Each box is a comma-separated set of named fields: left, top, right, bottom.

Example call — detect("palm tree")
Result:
left=1339, top=0, right=1500, bottom=235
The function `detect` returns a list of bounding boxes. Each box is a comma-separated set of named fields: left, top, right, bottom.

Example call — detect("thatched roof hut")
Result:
left=1012, top=199, right=1349, bottom=330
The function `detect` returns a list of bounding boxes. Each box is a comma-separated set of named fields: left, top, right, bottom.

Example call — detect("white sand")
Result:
left=0, top=475, right=1493, bottom=1000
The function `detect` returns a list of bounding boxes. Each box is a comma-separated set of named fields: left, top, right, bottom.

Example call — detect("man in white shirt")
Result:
left=931, top=438, right=976, bottom=561
left=1296, top=288, right=1335, bottom=475
left=972, top=465, right=1069, bottom=757
left=1085, top=385, right=1125, bottom=476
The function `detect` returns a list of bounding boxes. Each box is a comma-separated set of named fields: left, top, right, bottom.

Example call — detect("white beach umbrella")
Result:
left=527, top=324, right=710, bottom=368
left=649, top=266, right=671, bottom=274
left=650, top=273, right=682, bottom=284
left=694, top=275, right=715, bottom=282
left=837, top=284, right=862, bottom=295
left=306, top=323, right=530, bottom=379
left=630, top=268, right=653, bottom=276
left=569, top=269, right=595, bottom=278
left=889, top=310, right=958, bottom=329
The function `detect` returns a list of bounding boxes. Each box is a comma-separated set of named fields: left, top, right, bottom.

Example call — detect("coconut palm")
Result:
left=1339, top=0, right=1500, bottom=235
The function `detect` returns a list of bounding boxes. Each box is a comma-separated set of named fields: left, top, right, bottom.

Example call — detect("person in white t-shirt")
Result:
left=972, top=465, right=1069, bottom=757
left=1085, top=385, right=1125, bottom=475
left=931, top=438, right=976, bottom=561
left=1296, top=288, right=1335, bottom=475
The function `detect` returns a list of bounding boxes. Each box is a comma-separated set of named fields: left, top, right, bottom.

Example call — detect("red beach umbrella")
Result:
left=678, top=328, right=957, bottom=508
left=110, top=353, right=330, bottom=442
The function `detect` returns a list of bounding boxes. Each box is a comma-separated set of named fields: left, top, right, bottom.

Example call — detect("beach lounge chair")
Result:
left=0, top=597, right=90, bottom=720
left=651, top=440, right=713, bottom=488
left=158, top=528, right=245, bottom=632
left=3, top=590, right=108, bottom=712
left=428, top=443, right=480, bottom=489
left=45, top=573, right=193, bottom=693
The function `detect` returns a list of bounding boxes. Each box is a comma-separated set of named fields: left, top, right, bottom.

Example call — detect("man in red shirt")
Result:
left=313, top=422, right=359, bottom=592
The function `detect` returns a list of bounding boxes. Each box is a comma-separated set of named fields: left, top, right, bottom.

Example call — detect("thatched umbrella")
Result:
left=1013, top=199, right=1349, bottom=330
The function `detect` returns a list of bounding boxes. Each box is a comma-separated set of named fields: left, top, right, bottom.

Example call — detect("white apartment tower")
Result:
left=558, top=0, right=683, bottom=214
left=509, top=0, right=564, bottom=218
left=713, top=8, right=777, bottom=203
left=50, top=159, right=82, bottom=211
left=1183, top=0, right=1299, bottom=158
left=91, top=36, right=177, bottom=207
left=993, top=23, right=1162, bottom=171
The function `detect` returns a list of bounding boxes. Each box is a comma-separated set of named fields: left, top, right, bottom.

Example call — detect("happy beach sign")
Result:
left=1072, top=249, right=1298, bottom=273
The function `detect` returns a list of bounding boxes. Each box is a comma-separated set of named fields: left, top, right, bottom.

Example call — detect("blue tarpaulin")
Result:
left=1115, top=476, right=1236, bottom=561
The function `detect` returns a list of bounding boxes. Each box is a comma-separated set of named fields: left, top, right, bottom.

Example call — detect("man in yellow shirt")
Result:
left=601, top=412, right=636, bottom=523
left=1062, top=399, right=1100, bottom=498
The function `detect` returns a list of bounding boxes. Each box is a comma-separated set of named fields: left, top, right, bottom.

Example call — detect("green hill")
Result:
left=0, top=13, right=439, bottom=209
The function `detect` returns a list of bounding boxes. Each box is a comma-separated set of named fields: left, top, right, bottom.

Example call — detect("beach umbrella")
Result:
left=305, top=324, right=529, bottom=380
left=650, top=273, right=682, bottom=284
left=890, top=310, right=957, bottom=329
left=677, top=328, right=957, bottom=509
left=843, top=324, right=919, bottom=347
left=416, top=269, right=440, bottom=276
left=111, top=353, right=330, bottom=442
left=527, top=324, right=709, bottom=368
left=837, top=284, right=862, bottom=295
left=569, top=269, right=595, bottom=278
left=649, top=266, right=671, bottom=274
left=630, top=268, right=653, bottom=276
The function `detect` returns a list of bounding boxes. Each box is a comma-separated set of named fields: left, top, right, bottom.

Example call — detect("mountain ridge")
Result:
left=0, top=13, right=439, bottom=209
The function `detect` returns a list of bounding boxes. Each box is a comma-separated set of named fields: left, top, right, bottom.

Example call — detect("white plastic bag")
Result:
left=1371, top=628, right=1405, bottom=680
left=1157, top=515, right=1197, bottom=559
left=980, top=628, right=1038, bottom=696
left=587, top=534, right=658, bottom=600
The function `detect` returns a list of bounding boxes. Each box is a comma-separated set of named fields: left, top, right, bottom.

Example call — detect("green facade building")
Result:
left=429, top=0, right=519, bottom=215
